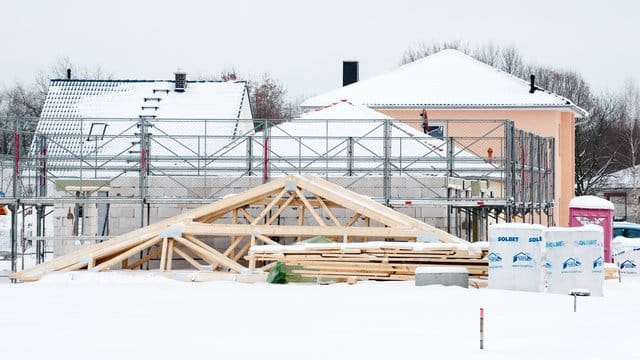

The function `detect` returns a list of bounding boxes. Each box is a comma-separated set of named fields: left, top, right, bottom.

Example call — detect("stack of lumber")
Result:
left=248, top=241, right=488, bottom=281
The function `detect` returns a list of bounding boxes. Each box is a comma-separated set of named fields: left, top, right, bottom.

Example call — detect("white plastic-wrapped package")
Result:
left=488, top=223, right=546, bottom=292
left=545, top=225, right=604, bottom=296
left=612, top=237, right=640, bottom=277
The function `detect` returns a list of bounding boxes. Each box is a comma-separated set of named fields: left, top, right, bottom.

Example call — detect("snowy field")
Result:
left=0, top=272, right=637, bottom=360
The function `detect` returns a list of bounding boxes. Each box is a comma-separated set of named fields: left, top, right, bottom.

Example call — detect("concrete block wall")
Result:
left=50, top=175, right=459, bottom=256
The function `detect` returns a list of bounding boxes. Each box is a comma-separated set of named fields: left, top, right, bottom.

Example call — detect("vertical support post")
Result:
left=347, top=136, right=354, bottom=176
left=529, top=133, right=535, bottom=223
left=262, top=119, right=269, bottom=184
left=504, top=121, right=515, bottom=222
left=383, top=119, right=391, bottom=207
left=549, top=137, right=556, bottom=226
left=447, top=136, right=454, bottom=177
left=246, top=137, right=253, bottom=176
left=97, top=191, right=109, bottom=237
left=138, top=116, right=150, bottom=228
left=10, top=117, right=20, bottom=276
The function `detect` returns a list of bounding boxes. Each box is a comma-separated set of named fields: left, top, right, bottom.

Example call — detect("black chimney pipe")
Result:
left=529, top=74, right=536, bottom=93
left=66, top=68, right=71, bottom=80
left=343, top=61, right=359, bottom=87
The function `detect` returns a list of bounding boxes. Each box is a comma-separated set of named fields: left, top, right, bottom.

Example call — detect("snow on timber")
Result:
left=0, top=272, right=637, bottom=360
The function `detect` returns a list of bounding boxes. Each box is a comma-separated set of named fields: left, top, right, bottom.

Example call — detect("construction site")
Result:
left=0, top=113, right=554, bottom=281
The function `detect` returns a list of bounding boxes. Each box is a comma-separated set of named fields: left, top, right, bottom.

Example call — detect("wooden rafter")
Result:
left=11, top=174, right=467, bottom=282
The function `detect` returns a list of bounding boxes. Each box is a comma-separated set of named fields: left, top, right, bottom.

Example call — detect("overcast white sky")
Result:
left=1, top=0, right=638, bottom=102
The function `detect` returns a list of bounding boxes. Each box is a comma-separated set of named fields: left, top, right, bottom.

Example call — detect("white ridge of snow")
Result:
left=569, top=195, right=615, bottom=210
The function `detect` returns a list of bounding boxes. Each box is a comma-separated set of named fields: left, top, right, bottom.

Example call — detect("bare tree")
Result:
left=575, top=93, right=622, bottom=195
left=0, top=58, right=110, bottom=154
left=400, top=40, right=467, bottom=65
left=472, top=42, right=501, bottom=67
left=250, top=73, right=294, bottom=120
left=614, top=81, right=640, bottom=220
left=500, top=46, right=525, bottom=76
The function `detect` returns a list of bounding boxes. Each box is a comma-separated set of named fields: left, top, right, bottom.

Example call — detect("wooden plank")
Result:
left=224, top=236, right=246, bottom=257
left=180, top=234, right=246, bottom=273
left=266, top=194, right=296, bottom=225
left=255, top=234, right=280, bottom=246
left=317, top=197, right=341, bottom=226
left=239, top=207, right=254, bottom=223
left=173, top=246, right=203, bottom=270
left=295, top=188, right=326, bottom=226
left=166, top=239, right=175, bottom=271
left=183, top=223, right=419, bottom=239
left=233, top=241, right=252, bottom=262
left=126, top=247, right=163, bottom=270
left=251, top=189, right=287, bottom=225
left=92, top=236, right=161, bottom=272
left=159, top=237, right=169, bottom=271
left=346, top=212, right=361, bottom=227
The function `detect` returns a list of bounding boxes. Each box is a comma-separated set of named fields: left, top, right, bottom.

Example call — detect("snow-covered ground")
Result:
left=0, top=272, right=637, bottom=360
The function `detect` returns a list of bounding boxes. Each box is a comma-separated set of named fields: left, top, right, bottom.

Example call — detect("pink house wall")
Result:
left=378, top=108, right=575, bottom=226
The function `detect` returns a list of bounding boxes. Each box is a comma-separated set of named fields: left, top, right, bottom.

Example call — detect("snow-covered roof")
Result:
left=34, top=79, right=253, bottom=174
left=569, top=196, right=614, bottom=210
left=601, top=165, right=640, bottom=189
left=261, top=100, right=498, bottom=177
left=298, top=99, right=392, bottom=120
left=41, top=79, right=251, bottom=119
left=302, top=49, right=587, bottom=117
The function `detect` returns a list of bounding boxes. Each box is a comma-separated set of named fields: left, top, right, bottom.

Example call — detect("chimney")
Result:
left=342, top=61, right=359, bottom=87
left=66, top=68, right=71, bottom=80
left=529, top=74, right=536, bottom=93
left=174, top=71, right=187, bottom=92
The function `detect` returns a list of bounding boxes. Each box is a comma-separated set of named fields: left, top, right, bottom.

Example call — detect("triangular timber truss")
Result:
left=11, top=174, right=466, bottom=281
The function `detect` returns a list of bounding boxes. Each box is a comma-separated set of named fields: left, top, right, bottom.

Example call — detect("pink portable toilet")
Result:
left=569, top=196, right=615, bottom=262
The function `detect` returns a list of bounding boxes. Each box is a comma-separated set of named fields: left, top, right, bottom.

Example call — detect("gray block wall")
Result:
left=50, top=175, right=461, bottom=256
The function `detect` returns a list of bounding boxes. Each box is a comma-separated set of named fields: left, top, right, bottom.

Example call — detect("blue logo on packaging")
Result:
left=545, top=261, right=552, bottom=269
left=592, top=256, right=603, bottom=269
left=512, top=252, right=533, bottom=263
left=497, top=236, right=519, bottom=242
left=578, top=240, right=598, bottom=246
left=528, top=236, right=542, bottom=243
left=546, top=241, right=564, bottom=248
left=488, top=252, right=503, bottom=262
left=620, top=260, right=637, bottom=269
left=562, top=258, right=582, bottom=269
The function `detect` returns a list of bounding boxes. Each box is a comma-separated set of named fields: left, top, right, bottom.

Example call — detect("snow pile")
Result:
left=0, top=272, right=637, bottom=359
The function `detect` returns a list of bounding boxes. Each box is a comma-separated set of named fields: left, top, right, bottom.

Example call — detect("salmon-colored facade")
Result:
left=378, top=108, right=576, bottom=226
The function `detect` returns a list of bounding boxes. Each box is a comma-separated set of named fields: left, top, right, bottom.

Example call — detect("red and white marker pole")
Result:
left=480, top=307, right=484, bottom=350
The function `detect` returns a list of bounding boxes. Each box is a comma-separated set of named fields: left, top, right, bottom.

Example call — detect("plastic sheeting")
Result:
left=488, top=223, right=545, bottom=292
left=545, top=225, right=604, bottom=296
left=612, top=237, right=640, bottom=277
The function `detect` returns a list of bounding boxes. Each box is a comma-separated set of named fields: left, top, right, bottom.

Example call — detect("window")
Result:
left=426, top=125, right=444, bottom=139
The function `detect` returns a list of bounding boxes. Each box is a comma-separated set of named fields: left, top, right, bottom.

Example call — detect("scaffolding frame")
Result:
left=0, top=117, right=555, bottom=274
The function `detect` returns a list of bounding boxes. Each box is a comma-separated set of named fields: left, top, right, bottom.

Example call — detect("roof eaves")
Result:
left=362, top=103, right=588, bottom=117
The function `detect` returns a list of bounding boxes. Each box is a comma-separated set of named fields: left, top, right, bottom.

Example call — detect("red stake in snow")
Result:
left=480, top=307, right=484, bottom=349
